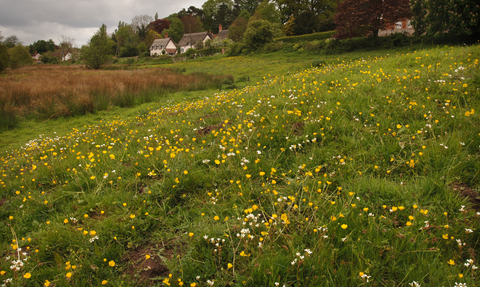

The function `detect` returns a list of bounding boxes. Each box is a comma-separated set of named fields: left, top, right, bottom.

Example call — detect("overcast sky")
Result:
left=0, top=0, right=205, bottom=47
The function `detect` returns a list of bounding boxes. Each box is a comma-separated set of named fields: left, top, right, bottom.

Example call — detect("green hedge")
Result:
left=274, top=31, right=336, bottom=43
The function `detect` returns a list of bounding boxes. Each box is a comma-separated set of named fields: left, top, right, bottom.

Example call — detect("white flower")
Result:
left=409, top=281, right=421, bottom=287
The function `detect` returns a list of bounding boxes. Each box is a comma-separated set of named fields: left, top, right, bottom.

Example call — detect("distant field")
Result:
left=0, top=44, right=479, bottom=286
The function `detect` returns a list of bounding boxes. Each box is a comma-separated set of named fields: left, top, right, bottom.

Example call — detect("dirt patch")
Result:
left=452, top=183, right=480, bottom=211
left=290, top=122, right=305, bottom=136
left=123, top=244, right=175, bottom=286
left=0, top=198, right=6, bottom=207
left=197, top=122, right=231, bottom=136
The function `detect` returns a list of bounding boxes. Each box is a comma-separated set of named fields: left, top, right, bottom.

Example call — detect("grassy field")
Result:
left=1, top=44, right=480, bottom=287
left=0, top=65, right=232, bottom=130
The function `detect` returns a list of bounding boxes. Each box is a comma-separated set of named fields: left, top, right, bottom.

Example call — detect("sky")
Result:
left=0, top=0, right=206, bottom=47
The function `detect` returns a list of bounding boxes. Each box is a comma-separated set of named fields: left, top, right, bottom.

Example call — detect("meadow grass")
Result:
left=0, top=65, right=232, bottom=130
left=0, top=44, right=479, bottom=287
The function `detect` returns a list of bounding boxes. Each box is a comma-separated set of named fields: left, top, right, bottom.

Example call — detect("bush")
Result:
left=227, top=42, right=244, bottom=57
left=244, top=20, right=275, bottom=52
left=8, top=45, right=33, bottom=69
left=311, top=59, right=327, bottom=67
left=275, top=31, right=335, bottom=43
left=263, top=41, right=283, bottom=53
left=139, top=52, right=150, bottom=58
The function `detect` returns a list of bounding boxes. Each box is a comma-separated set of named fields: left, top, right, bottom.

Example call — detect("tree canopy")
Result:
left=334, top=0, right=411, bottom=39
left=81, top=24, right=113, bottom=69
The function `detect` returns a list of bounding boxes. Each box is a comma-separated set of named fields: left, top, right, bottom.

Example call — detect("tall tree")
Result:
left=59, top=35, right=75, bottom=60
left=0, top=32, right=9, bottom=72
left=131, top=14, right=154, bottom=41
left=163, top=16, right=184, bottom=43
left=334, top=0, right=411, bottom=40
left=410, top=0, right=480, bottom=36
left=81, top=24, right=113, bottom=69
left=8, top=44, right=33, bottom=69
left=181, top=15, right=203, bottom=33
left=149, top=19, right=171, bottom=34
left=4, top=35, right=20, bottom=48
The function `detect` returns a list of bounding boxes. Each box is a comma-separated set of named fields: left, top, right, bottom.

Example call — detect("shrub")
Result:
left=227, top=42, right=244, bottom=57
left=263, top=41, right=283, bottom=53
left=244, top=20, right=275, bottom=52
left=275, top=31, right=335, bottom=43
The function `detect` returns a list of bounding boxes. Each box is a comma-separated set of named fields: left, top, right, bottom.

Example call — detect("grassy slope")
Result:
left=1, top=45, right=480, bottom=287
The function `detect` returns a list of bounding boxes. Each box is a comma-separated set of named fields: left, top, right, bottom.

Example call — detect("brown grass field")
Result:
left=0, top=64, right=232, bottom=129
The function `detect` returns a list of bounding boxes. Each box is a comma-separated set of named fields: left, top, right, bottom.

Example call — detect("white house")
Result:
left=150, top=37, right=178, bottom=56
left=178, top=31, right=213, bottom=53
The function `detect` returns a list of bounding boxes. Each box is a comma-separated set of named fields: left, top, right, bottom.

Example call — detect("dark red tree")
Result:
left=149, top=19, right=171, bottom=34
left=334, top=0, right=411, bottom=40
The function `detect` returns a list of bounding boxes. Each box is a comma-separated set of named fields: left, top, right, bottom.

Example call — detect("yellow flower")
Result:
left=214, top=216, right=220, bottom=221
left=90, top=176, right=96, bottom=180
left=443, top=234, right=449, bottom=239
left=130, top=214, right=135, bottom=219
left=246, top=174, right=251, bottom=178
left=146, top=255, right=151, bottom=260
left=90, top=231, right=96, bottom=236
left=406, top=222, right=412, bottom=226
left=459, top=274, right=463, bottom=278
left=341, top=224, right=348, bottom=229
left=227, top=263, right=233, bottom=269
left=64, top=219, right=69, bottom=224
left=24, top=273, right=31, bottom=279
left=189, top=232, right=194, bottom=237
left=66, top=272, right=72, bottom=278
left=102, top=280, right=108, bottom=285
left=447, top=259, right=455, bottom=266
left=44, top=280, right=51, bottom=286
left=260, top=172, right=265, bottom=176
left=109, top=260, right=115, bottom=267
left=191, top=283, right=197, bottom=287
left=184, top=170, right=188, bottom=175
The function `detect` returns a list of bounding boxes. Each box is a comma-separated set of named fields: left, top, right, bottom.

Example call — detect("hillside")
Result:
left=1, top=44, right=479, bottom=286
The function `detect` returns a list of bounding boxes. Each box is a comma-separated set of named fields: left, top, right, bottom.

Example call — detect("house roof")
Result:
left=150, top=38, right=177, bottom=50
left=216, top=30, right=229, bottom=40
left=178, top=31, right=212, bottom=47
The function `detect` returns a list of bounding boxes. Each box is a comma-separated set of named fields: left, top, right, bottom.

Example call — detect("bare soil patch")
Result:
left=452, top=183, right=480, bottom=211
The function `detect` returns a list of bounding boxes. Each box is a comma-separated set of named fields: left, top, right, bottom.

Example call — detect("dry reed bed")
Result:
left=0, top=65, right=232, bottom=128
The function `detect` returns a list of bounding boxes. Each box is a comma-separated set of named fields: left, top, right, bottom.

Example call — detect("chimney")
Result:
left=219, top=24, right=222, bottom=32
left=165, top=32, right=168, bottom=39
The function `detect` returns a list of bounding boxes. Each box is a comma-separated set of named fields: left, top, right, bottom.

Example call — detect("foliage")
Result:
left=252, top=0, right=281, bottom=24
left=229, top=16, right=249, bottom=42
left=181, top=15, right=204, bottom=34
left=81, top=24, right=114, bottom=70
left=275, top=0, right=338, bottom=24
left=164, top=17, right=185, bottom=43
left=149, top=19, right=171, bottom=35
left=29, top=39, right=56, bottom=54
left=39, top=51, right=59, bottom=64
left=194, top=39, right=205, bottom=50
left=334, top=0, right=411, bottom=39
left=8, top=44, right=33, bottom=69
left=0, top=42, right=9, bottom=72
left=274, top=30, right=335, bottom=43
left=4, top=35, right=20, bottom=48
left=410, top=0, right=480, bottom=36
left=243, top=20, right=275, bottom=51
left=131, top=14, right=153, bottom=41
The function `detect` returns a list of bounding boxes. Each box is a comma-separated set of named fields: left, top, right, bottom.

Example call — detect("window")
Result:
left=395, top=21, right=402, bottom=29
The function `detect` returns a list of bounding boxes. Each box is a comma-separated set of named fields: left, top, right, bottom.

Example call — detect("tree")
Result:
left=229, top=16, right=249, bottom=41
left=243, top=19, right=275, bottom=51
left=132, top=14, right=154, bottom=41
left=181, top=15, right=204, bottom=33
left=163, top=17, right=184, bottom=43
left=252, top=0, right=281, bottom=24
left=410, top=0, right=480, bottom=36
left=334, top=0, right=411, bottom=40
left=8, top=44, right=33, bottom=69
left=0, top=33, right=9, bottom=72
left=81, top=24, right=113, bottom=69
left=4, top=35, right=20, bottom=48
left=149, top=19, right=171, bottom=34
left=59, top=35, right=75, bottom=60
left=155, top=12, right=158, bottom=20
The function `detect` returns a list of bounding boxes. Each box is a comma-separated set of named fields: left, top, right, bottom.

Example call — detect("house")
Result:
left=31, top=51, right=41, bottom=61
left=150, top=34, right=178, bottom=56
left=379, top=19, right=415, bottom=36
left=178, top=31, right=213, bottom=53
left=62, top=52, right=72, bottom=61
left=214, top=24, right=229, bottom=41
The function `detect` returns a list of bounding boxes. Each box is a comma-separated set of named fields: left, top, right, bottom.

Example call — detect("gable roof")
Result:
left=178, top=31, right=212, bottom=47
left=150, top=38, right=176, bottom=50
